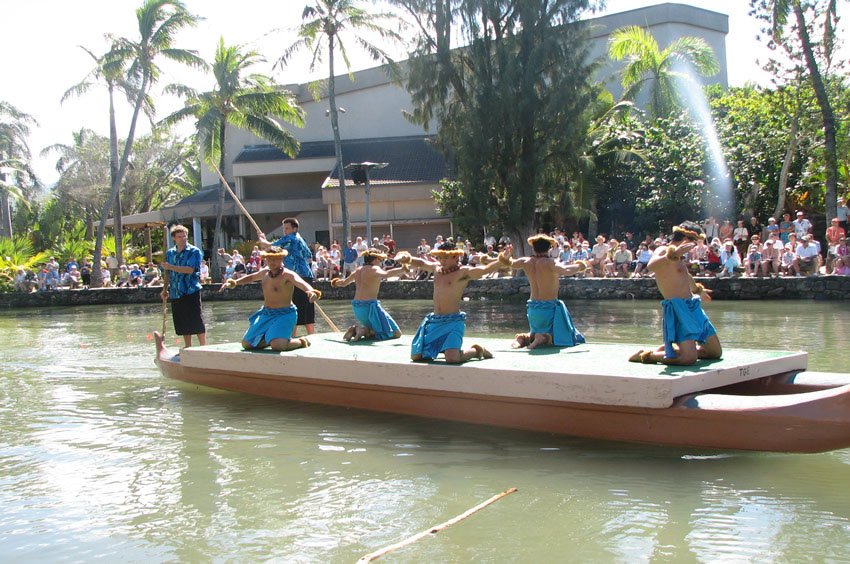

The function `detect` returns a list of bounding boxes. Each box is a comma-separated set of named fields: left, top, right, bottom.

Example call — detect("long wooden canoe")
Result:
left=154, top=332, right=850, bottom=453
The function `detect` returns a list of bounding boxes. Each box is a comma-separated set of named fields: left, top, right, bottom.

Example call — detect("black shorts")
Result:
left=292, top=282, right=316, bottom=325
left=171, top=291, right=206, bottom=336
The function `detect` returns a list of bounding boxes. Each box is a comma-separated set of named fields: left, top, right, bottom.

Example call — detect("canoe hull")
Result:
left=155, top=335, right=850, bottom=453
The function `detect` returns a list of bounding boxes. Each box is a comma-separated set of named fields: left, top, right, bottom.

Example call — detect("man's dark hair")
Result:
left=283, top=217, right=299, bottom=229
left=671, top=221, right=705, bottom=243
left=531, top=238, right=551, bottom=254
left=440, top=240, right=457, bottom=252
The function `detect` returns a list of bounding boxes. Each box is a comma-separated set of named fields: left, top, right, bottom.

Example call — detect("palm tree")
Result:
left=41, top=128, right=111, bottom=238
left=0, top=101, right=38, bottom=238
left=84, top=0, right=203, bottom=287
left=276, top=0, right=402, bottom=243
left=62, top=42, right=144, bottom=268
left=608, top=25, right=719, bottom=119
left=750, top=0, right=840, bottom=221
left=162, top=37, right=304, bottom=281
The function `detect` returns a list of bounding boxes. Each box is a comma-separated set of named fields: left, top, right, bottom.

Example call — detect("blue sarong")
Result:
left=526, top=299, right=586, bottom=347
left=352, top=299, right=400, bottom=340
left=661, top=297, right=717, bottom=359
left=242, top=305, right=297, bottom=347
left=411, top=312, right=466, bottom=360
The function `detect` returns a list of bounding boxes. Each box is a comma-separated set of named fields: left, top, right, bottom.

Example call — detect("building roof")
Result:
left=234, top=135, right=452, bottom=186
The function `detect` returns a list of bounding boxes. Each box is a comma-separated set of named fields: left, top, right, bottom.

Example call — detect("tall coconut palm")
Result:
left=62, top=43, right=146, bottom=268
left=84, top=0, right=203, bottom=287
left=608, top=25, right=719, bottom=119
left=276, top=0, right=402, bottom=242
left=162, top=37, right=304, bottom=281
left=750, top=0, right=839, bottom=221
left=0, top=101, right=38, bottom=238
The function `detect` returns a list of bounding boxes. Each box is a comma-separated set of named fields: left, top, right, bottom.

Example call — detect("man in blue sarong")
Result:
left=396, top=241, right=511, bottom=364
left=331, top=248, right=407, bottom=341
left=220, top=247, right=322, bottom=352
left=507, top=234, right=588, bottom=350
left=629, top=221, right=722, bottom=365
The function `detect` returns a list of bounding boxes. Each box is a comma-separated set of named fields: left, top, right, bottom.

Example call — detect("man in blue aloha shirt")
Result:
left=258, top=217, right=316, bottom=335
left=160, top=224, right=206, bottom=347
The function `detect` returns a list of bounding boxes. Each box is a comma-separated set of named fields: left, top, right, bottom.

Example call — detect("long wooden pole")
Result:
left=161, top=225, right=169, bottom=337
left=208, top=162, right=341, bottom=333
left=357, top=487, right=518, bottom=563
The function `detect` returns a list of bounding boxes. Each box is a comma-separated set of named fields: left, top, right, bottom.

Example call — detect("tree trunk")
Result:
left=328, top=34, right=350, bottom=243
left=91, top=73, right=149, bottom=288
left=0, top=172, right=10, bottom=238
left=794, top=4, right=838, bottom=221
left=774, top=111, right=799, bottom=219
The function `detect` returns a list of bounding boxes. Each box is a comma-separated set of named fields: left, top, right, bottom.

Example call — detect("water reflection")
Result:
left=0, top=300, right=849, bottom=561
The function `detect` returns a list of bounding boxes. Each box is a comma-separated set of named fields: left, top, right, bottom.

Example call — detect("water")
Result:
left=2, top=299, right=850, bottom=561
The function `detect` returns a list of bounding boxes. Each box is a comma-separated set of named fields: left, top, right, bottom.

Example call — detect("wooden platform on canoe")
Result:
left=176, top=335, right=807, bottom=409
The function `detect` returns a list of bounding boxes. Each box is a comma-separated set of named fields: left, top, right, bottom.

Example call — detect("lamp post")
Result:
left=346, top=161, right=388, bottom=244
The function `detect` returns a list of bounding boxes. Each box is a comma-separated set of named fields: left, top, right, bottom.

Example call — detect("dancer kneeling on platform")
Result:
left=508, top=234, right=587, bottom=350
left=628, top=221, right=722, bottom=365
left=396, top=241, right=511, bottom=364
left=331, top=248, right=406, bottom=341
left=220, top=246, right=321, bottom=352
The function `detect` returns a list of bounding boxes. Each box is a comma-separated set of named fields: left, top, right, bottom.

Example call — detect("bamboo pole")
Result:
left=357, top=487, right=518, bottom=563
left=208, top=162, right=341, bottom=333
left=161, top=225, right=169, bottom=337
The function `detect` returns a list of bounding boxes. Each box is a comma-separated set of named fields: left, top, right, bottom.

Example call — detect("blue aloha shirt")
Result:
left=166, top=243, right=203, bottom=300
left=272, top=232, right=313, bottom=280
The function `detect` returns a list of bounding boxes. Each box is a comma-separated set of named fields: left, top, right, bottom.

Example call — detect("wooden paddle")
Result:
left=209, top=162, right=341, bottom=333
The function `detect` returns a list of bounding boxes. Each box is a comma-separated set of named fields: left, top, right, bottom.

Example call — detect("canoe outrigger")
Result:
left=154, top=332, right=850, bottom=453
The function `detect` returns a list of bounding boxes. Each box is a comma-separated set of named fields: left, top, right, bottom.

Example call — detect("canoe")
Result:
left=154, top=332, right=850, bottom=453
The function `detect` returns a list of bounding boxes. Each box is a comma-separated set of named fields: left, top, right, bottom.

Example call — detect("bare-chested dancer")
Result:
left=508, top=234, right=588, bottom=350
left=331, top=248, right=406, bottom=341
left=629, top=221, right=722, bottom=365
left=395, top=241, right=511, bottom=363
left=219, top=247, right=321, bottom=352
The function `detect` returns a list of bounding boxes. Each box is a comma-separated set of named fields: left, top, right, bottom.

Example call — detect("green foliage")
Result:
left=0, top=236, right=51, bottom=270
left=608, top=25, right=719, bottom=119
left=404, top=0, right=599, bottom=250
left=627, top=112, right=712, bottom=233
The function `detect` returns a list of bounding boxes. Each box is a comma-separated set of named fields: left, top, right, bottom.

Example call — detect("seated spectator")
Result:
left=633, top=243, right=653, bottom=277
left=833, top=237, right=849, bottom=273
left=101, top=268, right=114, bottom=287
left=224, top=259, right=236, bottom=280
left=612, top=241, right=633, bottom=278
left=780, top=245, right=796, bottom=276
left=128, top=264, right=143, bottom=287
left=760, top=232, right=783, bottom=277
left=143, top=264, right=161, bottom=286
left=199, top=259, right=211, bottom=284
left=233, top=260, right=246, bottom=279
left=718, top=240, right=741, bottom=277
left=793, top=236, right=820, bottom=276
left=65, top=266, right=81, bottom=289
left=116, top=265, right=130, bottom=287
left=571, top=241, right=592, bottom=278
left=826, top=218, right=846, bottom=273
left=703, top=239, right=722, bottom=276
left=833, top=256, right=850, bottom=276
left=559, top=242, right=573, bottom=264
left=589, top=235, right=610, bottom=277
left=14, top=268, right=29, bottom=292
left=744, top=244, right=762, bottom=277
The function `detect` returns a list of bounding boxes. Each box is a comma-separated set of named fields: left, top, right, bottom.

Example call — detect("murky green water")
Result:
left=2, top=299, right=849, bottom=562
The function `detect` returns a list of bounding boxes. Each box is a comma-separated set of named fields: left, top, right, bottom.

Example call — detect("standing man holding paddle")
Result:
left=160, top=224, right=206, bottom=347
left=258, top=217, right=316, bottom=336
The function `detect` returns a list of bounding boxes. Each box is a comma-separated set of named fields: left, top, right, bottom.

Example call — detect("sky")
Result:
left=1, top=1, right=801, bottom=186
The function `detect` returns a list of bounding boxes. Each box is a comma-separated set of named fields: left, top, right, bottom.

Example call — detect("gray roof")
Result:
left=234, top=135, right=452, bottom=186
